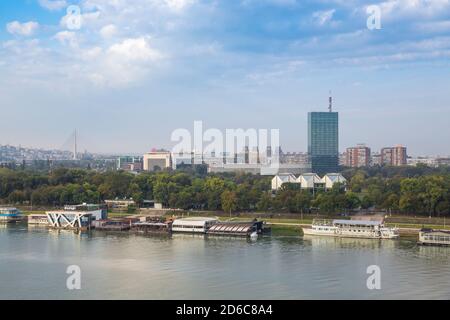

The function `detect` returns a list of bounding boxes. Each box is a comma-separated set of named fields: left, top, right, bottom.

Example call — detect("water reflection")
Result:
left=303, top=234, right=396, bottom=250
left=2, top=223, right=450, bottom=299
left=416, top=244, right=450, bottom=260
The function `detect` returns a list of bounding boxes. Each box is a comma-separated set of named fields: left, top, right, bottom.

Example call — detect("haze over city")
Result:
left=1, top=0, right=450, bottom=156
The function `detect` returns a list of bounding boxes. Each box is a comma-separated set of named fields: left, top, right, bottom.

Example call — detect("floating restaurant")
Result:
left=92, top=219, right=134, bottom=231
left=207, top=220, right=266, bottom=237
left=0, top=207, right=23, bottom=223
left=418, top=228, right=450, bottom=246
left=172, top=217, right=218, bottom=234
left=46, top=203, right=108, bottom=230
left=27, top=214, right=49, bottom=225
left=132, top=221, right=172, bottom=234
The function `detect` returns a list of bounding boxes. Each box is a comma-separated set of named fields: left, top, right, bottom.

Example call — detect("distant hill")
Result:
left=0, top=144, right=74, bottom=162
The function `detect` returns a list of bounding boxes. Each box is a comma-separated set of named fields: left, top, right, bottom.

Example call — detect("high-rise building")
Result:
left=345, top=144, right=371, bottom=167
left=371, top=152, right=382, bottom=166
left=308, top=111, right=339, bottom=173
left=381, top=145, right=407, bottom=166
left=380, top=147, right=393, bottom=165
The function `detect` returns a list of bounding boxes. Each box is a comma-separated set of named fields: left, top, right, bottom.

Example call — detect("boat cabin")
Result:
left=419, top=228, right=450, bottom=246
left=172, top=217, right=218, bottom=233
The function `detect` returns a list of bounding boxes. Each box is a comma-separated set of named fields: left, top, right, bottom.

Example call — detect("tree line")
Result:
left=0, top=165, right=450, bottom=216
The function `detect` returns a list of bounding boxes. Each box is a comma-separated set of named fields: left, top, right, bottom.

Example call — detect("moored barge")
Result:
left=28, top=214, right=49, bottom=226
left=132, top=219, right=172, bottom=234
left=92, top=218, right=138, bottom=231
left=206, top=220, right=267, bottom=237
left=172, top=217, right=218, bottom=234
left=418, top=228, right=450, bottom=246
left=0, top=207, right=24, bottom=223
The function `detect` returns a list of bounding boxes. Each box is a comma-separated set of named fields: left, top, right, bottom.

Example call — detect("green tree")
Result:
left=294, top=191, right=312, bottom=213
left=221, top=190, right=237, bottom=215
left=257, top=191, right=272, bottom=211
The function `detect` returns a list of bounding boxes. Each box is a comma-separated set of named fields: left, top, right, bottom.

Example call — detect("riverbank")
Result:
left=18, top=209, right=450, bottom=236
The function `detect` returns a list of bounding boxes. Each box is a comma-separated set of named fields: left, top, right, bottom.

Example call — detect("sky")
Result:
left=0, top=0, right=449, bottom=156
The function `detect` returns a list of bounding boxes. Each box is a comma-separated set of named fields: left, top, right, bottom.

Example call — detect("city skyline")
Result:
left=1, top=1, right=450, bottom=155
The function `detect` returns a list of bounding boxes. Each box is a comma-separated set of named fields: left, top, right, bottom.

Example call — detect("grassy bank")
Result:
left=21, top=210, right=46, bottom=216
left=269, top=224, right=303, bottom=236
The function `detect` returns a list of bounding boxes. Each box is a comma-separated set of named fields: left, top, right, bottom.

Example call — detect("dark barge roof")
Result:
left=207, top=221, right=262, bottom=236
left=420, top=228, right=450, bottom=234
left=132, top=222, right=171, bottom=227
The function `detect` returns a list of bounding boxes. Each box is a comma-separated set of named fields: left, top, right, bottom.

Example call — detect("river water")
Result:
left=1, top=224, right=449, bottom=300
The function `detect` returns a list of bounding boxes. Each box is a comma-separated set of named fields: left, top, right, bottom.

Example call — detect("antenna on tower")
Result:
left=73, top=129, right=78, bottom=160
left=328, top=90, right=333, bottom=112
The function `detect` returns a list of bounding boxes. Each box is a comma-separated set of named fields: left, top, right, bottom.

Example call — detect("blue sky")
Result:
left=1, top=0, right=450, bottom=156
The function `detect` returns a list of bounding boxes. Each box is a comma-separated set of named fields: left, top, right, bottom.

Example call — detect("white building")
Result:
left=271, top=173, right=297, bottom=190
left=143, top=151, right=172, bottom=171
left=271, top=173, right=346, bottom=191
left=296, top=173, right=322, bottom=189
left=321, top=173, right=347, bottom=189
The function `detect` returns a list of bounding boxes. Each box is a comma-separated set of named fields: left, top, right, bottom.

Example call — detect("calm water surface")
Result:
left=1, top=224, right=450, bottom=299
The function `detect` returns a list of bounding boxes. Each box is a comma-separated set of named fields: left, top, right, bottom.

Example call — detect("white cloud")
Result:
left=312, top=9, right=336, bottom=26
left=81, top=46, right=103, bottom=60
left=99, top=24, right=118, bottom=38
left=80, top=37, right=164, bottom=87
left=241, top=0, right=297, bottom=6
left=107, top=37, right=162, bottom=62
left=376, top=0, right=450, bottom=19
left=38, top=0, right=68, bottom=11
left=6, top=21, right=39, bottom=36
left=2, top=39, right=43, bottom=56
left=82, top=0, right=196, bottom=14
left=417, top=20, right=450, bottom=33
left=4, top=0, right=449, bottom=93
left=60, top=10, right=101, bottom=30
left=165, top=0, right=196, bottom=11
left=53, top=31, right=78, bottom=47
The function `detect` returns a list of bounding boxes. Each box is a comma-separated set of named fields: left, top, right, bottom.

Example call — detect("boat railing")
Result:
left=312, top=219, right=334, bottom=226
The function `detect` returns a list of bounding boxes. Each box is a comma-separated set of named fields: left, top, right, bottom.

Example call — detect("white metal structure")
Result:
left=46, top=211, right=92, bottom=229
left=172, top=217, right=218, bottom=233
left=303, top=219, right=399, bottom=239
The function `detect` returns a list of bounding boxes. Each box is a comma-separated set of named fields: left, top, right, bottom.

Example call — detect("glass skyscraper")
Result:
left=308, top=112, right=339, bottom=173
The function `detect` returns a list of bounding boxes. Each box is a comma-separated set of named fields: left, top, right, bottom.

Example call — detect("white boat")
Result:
left=303, top=219, right=399, bottom=239
left=418, top=228, right=450, bottom=246
left=0, top=207, right=23, bottom=223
